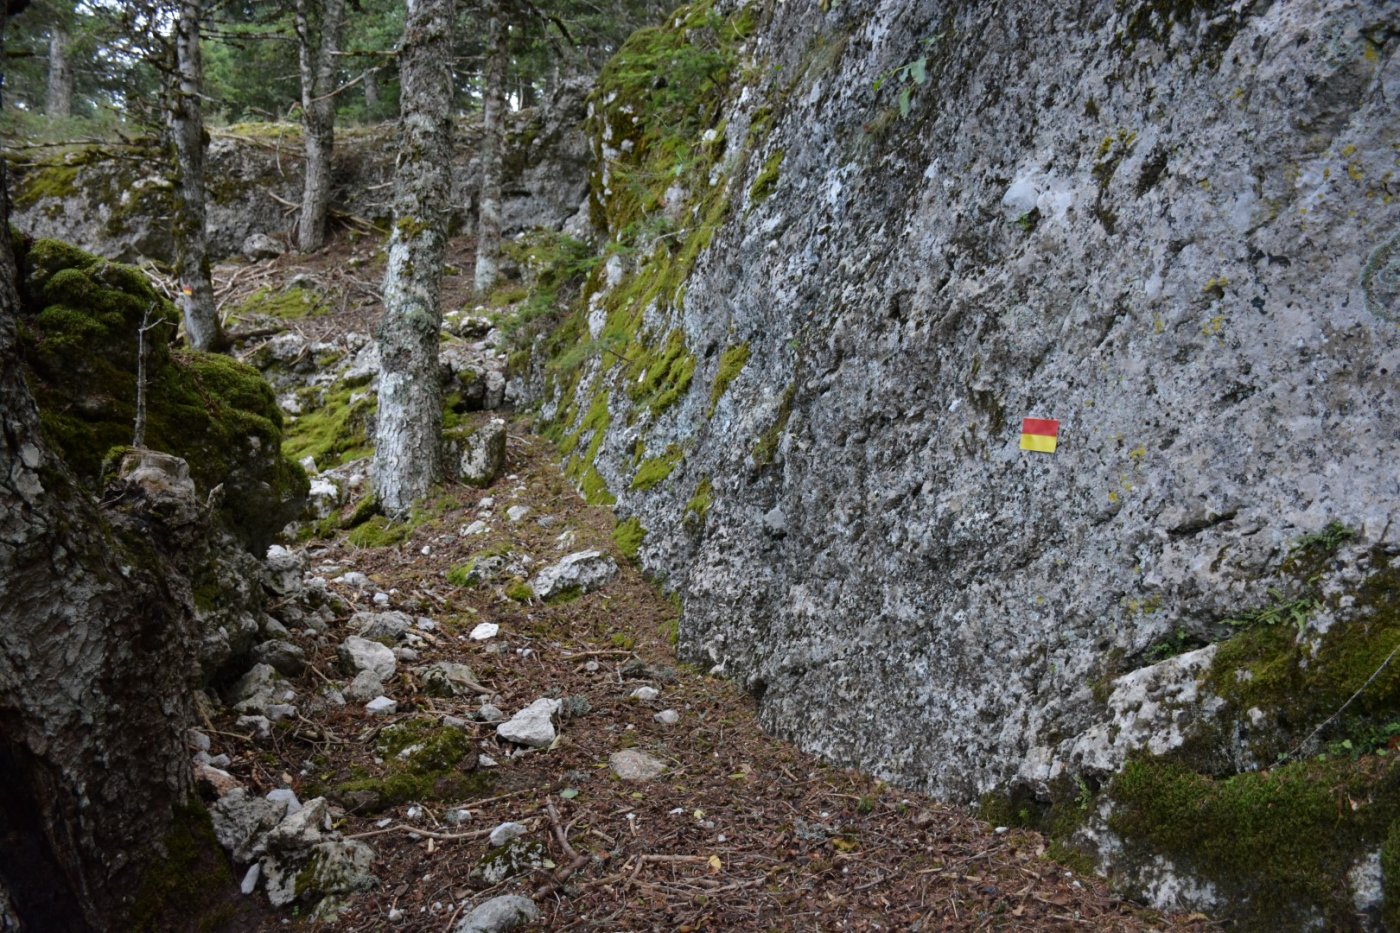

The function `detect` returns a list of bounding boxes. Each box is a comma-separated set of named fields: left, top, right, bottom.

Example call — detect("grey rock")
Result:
left=253, top=639, right=307, bottom=677
left=333, top=571, right=372, bottom=589
left=211, top=788, right=284, bottom=862
left=263, top=545, right=305, bottom=596
left=529, top=550, right=618, bottom=600
left=454, top=895, right=541, bottom=933
left=236, top=715, right=272, bottom=739
left=264, top=703, right=297, bottom=722
left=266, top=788, right=303, bottom=817
left=346, top=669, right=384, bottom=702
left=264, top=796, right=330, bottom=853
left=350, top=610, right=413, bottom=644
left=261, top=838, right=376, bottom=908
left=420, top=661, right=483, bottom=697
left=447, top=418, right=508, bottom=488
left=488, top=821, right=527, bottom=847
left=338, top=635, right=397, bottom=680
left=530, top=0, right=1400, bottom=922
left=241, top=232, right=284, bottom=261
left=307, top=476, right=341, bottom=518
left=113, top=449, right=198, bottom=527
left=187, top=728, right=211, bottom=753
left=609, top=749, right=668, bottom=781
left=229, top=663, right=283, bottom=714
left=471, top=839, right=549, bottom=887
left=496, top=698, right=561, bottom=748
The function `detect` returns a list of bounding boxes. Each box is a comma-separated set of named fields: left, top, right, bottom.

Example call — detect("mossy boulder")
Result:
left=332, top=718, right=489, bottom=814
left=16, top=238, right=307, bottom=551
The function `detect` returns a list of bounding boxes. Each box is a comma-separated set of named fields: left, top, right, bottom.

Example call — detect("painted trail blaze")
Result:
left=1020, top=417, right=1059, bottom=454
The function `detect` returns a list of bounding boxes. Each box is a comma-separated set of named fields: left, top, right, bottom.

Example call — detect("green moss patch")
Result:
left=753, top=382, right=796, bottom=466
left=629, top=329, right=696, bottom=416
left=632, top=444, right=682, bottom=491
left=1108, top=754, right=1400, bottom=925
left=613, top=517, right=646, bottom=560
left=1207, top=556, right=1400, bottom=759
left=334, top=719, right=490, bottom=814
left=707, top=343, right=749, bottom=416
left=126, top=803, right=235, bottom=933
left=685, top=475, right=714, bottom=526
left=16, top=239, right=306, bottom=549
left=748, top=151, right=784, bottom=206
left=226, top=286, right=329, bottom=324
left=282, top=386, right=376, bottom=469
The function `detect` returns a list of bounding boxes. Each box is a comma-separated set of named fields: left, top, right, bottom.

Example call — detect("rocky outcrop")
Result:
left=533, top=0, right=1400, bottom=922
left=10, top=78, right=591, bottom=264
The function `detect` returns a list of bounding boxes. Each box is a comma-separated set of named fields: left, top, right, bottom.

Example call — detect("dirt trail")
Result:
left=206, top=238, right=1211, bottom=932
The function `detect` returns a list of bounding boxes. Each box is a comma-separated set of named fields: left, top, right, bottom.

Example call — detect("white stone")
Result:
left=366, top=696, right=398, bottom=715
left=488, top=821, right=527, bottom=847
left=609, top=749, right=668, bottom=781
left=496, top=698, right=561, bottom=748
left=240, top=862, right=261, bottom=895
left=529, top=550, right=618, bottom=600
left=453, top=895, right=540, bottom=933
left=266, top=788, right=302, bottom=817
left=338, top=635, right=397, bottom=680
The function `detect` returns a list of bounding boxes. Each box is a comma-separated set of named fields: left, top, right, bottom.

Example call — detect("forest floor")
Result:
left=205, top=235, right=1216, bottom=932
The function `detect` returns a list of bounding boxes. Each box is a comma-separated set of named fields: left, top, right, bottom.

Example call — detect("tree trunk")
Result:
left=374, top=0, right=454, bottom=519
left=169, top=0, right=221, bottom=351
left=45, top=24, right=71, bottom=118
left=362, top=65, right=379, bottom=119
left=473, top=0, right=506, bottom=296
left=295, top=0, right=345, bottom=254
left=0, top=9, right=200, bottom=931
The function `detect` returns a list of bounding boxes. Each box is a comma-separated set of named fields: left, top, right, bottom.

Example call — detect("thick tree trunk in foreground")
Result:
left=45, top=24, right=71, bottom=118
left=170, top=0, right=221, bottom=351
left=0, top=8, right=199, bottom=929
left=295, top=0, right=345, bottom=253
left=374, top=0, right=454, bottom=519
left=473, top=0, right=506, bottom=296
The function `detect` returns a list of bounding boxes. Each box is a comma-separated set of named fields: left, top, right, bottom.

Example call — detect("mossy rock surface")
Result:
left=333, top=719, right=490, bottom=814
left=17, top=238, right=307, bottom=551
left=1108, top=753, right=1400, bottom=927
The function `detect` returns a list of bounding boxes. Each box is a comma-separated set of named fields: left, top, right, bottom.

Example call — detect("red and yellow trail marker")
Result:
left=1020, top=417, right=1059, bottom=454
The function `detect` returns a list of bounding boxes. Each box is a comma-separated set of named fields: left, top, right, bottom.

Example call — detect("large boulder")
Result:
left=15, top=239, right=307, bottom=551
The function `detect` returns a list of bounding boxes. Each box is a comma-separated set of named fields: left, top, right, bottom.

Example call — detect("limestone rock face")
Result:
left=539, top=0, right=1400, bottom=920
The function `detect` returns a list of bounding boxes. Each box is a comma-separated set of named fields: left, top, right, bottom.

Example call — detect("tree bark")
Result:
left=295, top=0, right=345, bottom=253
left=374, top=0, right=454, bottom=519
left=169, top=0, right=221, bottom=351
left=473, top=0, right=506, bottom=296
left=362, top=65, right=379, bottom=119
left=0, top=8, right=200, bottom=930
left=45, top=24, right=71, bottom=118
